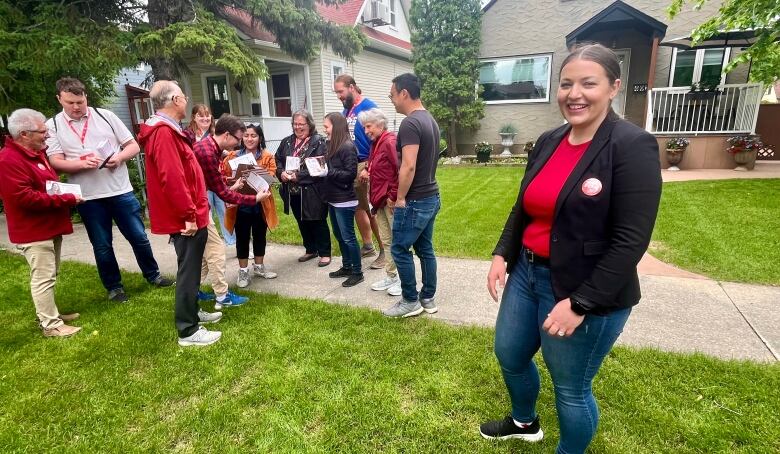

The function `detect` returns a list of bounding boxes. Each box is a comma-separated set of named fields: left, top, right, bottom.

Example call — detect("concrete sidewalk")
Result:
left=1, top=216, right=777, bottom=363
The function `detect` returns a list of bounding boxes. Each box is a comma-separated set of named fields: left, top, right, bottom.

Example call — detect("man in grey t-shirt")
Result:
left=382, top=73, right=442, bottom=318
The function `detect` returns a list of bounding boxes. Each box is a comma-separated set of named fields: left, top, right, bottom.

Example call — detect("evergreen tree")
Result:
left=409, top=0, right=484, bottom=156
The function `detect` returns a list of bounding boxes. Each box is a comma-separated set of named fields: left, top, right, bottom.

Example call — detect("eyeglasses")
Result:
left=230, top=132, right=242, bottom=143
left=172, top=94, right=189, bottom=103
left=293, top=123, right=308, bottom=128
left=25, top=129, right=48, bottom=135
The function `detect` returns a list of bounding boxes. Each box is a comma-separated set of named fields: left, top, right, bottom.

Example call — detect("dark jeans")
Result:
left=235, top=207, right=267, bottom=259
left=391, top=194, right=440, bottom=302
left=494, top=255, right=631, bottom=454
left=77, top=191, right=161, bottom=291
left=328, top=205, right=361, bottom=274
left=171, top=228, right=208, bottom=338
left=289, top=193, right=331, bottom=257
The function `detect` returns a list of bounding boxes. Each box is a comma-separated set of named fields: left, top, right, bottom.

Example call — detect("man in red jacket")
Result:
left=137, top=80, right=221, bottom=347
left=0, top=108, right=83, bottom=337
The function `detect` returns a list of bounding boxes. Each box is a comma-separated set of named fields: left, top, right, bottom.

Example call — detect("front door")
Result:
left=613, top=49, right=631, bottom=118
left=206, top=76, right=231, bottom=119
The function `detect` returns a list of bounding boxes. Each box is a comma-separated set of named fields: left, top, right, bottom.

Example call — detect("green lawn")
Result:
left=651, top=179, right=780, bottom=285
left=0, top=253, right=778, bottom=452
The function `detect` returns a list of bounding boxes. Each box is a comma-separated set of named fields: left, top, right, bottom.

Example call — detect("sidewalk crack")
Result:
left=718, top=281, right=779, bottom=361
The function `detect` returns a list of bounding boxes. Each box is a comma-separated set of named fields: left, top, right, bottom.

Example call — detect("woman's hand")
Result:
left=255, top=189, right=271, bottom=203
left=487, top=255, right=507, bottom=302
left=542, top=298, right=585, bottom=338
left=230, top=177, right=245, bottom=191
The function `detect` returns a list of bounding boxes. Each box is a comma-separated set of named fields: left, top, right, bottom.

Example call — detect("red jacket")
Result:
left=0, top=138, right=77, bottom=243
left=367, top=130, right=399, bottom=212
left=137, top=116, right=209, bottom=235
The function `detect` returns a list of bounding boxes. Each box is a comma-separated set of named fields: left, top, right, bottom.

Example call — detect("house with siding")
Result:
left=179, top=0, right=413, bottom=152
left=462, top=0, right=763, bottom=169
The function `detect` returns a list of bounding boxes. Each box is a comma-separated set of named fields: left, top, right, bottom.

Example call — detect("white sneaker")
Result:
left=198, top=309, right=222, bottom=324
left=253, top=264, right=278, bottom=279
left=387, top=282, right=402, bottom=296
left=178, top=326, right=222, bottom=346
left=237, top=268, right=250, bottom=288
left=371, top=275, right=400, bottom=291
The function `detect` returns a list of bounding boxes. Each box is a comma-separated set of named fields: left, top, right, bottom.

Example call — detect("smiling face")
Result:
left=333, top=81, right=356, bottom=110
left=20, top=119, right=49, bottom=151
left=557, top=59, right=620, bottom=132
left=195, top=112, right=212, bottom=132
left=322, top=117, right=333, bottom=139
left=362, top=121, right=384, bottom=141
left=57, top=91, right=88, bottom=120
left=292, top=114, right=310, bottom=140
left=243, top=128, right=260, bottom=151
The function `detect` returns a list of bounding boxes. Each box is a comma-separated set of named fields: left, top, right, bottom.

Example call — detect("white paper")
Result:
left=228, top=153, right=258, bottom=171
left=246, top=172, right=270, bottom=193
left=46, top=181, right=82, bottom=198
left=95, top=139, right=117, bottom=158
left=305, top=157, right=328, bottom=177
left=285, top=156, right=301, bottom=172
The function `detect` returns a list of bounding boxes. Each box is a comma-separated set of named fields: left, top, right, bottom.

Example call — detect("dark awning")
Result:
left=566, top=0, right=667, bottom=47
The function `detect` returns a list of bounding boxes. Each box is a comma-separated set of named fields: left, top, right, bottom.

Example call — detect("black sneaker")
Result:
left=329, top=267, right=351, bottom=278
left=151, top=276, right=175, bottom=287
left=108, top=288, right=129, bottom=303
left=342, top=273, right=364, bottom=287
left=479, top=416, right=543, bottom=442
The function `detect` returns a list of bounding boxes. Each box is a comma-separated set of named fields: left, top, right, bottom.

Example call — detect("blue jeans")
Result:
left=77, top=191, right=161, bottom=291
left=494, top=255, right=631, bottom=454
left=208, top=190, right=235, bottom=246
left=329, top=205, right=361, bottom=274
left=391, top=194, right=440, bottom=302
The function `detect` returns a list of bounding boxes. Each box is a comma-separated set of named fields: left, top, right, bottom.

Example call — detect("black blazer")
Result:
left=493, top=112, right=662, bottom=314
left=318, top=141, right=358, bottom=204
left=275, top=133, right=328, bottom=220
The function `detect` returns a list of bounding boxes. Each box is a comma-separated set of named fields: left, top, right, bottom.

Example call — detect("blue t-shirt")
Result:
left=344, top=97, right=378, bottom=161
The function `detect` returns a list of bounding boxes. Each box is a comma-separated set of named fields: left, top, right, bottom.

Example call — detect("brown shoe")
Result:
left=60, top=313, right=80, bottom=322
left=43, top=324, right=82, bottom=338
left=298, top=253, right=318, bottom=262
left=369, top=252, right=387, bottom=269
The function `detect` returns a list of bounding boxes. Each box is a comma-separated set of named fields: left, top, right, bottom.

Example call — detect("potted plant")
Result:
left=664, top=137, right=689, bottom=171
left=726, top=135, right=762, bottom=171
left=498, top=124, right=518, bottom=157
left=475, top=141, right=492, bottom=163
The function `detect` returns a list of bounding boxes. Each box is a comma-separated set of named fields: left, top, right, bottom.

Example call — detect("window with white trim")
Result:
left=479, top=54, right=552, bottom=103
left=331, top=62, right=346, bottom=82
left=388, top=0, right=396, bottom=28
left=670, top=47, right=730, bottom=88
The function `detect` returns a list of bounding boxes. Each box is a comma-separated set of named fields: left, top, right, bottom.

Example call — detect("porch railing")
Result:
left=645, top=83, right=763, bottom=135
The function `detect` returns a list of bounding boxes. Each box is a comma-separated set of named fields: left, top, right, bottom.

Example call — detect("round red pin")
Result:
left=581, top=178, right=602, bottom=196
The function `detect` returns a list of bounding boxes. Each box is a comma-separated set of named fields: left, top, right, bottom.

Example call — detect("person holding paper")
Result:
left=233, top=124, right=279, bottom=289
left=357, top=108, right=401, bottom=297
left=184, top=104, right=235, bottom=247
left=317, top=113, right=363, bottom=287
left=192, top=115, right=271, bottom=308
left=274, top=110, right=331, bottom=267
left=0, top=109, right=83, bottom=337
left=45, top=77, right=173, bottom=304
left=138, top=80, right=222, bottom=347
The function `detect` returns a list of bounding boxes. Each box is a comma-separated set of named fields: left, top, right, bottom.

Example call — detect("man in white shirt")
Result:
left=46, top=77, right=173, bottom=303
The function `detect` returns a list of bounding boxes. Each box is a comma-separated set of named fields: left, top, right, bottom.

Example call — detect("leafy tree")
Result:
left=668, top=0, right=779, bottom=85
left=0, top=0, right=366, bottom=117
left=409, top=0, right=484, bottom=156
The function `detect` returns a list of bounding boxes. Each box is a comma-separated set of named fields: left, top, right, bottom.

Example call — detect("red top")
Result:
left=366, top=130, right=399, bottom=211
left=522, top=135, right=591, bottom=257
left=137, top=118, right=210, bottom=235
left=0, top=138, right=78, bottom=243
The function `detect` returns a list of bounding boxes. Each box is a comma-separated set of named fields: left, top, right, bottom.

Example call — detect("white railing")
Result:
left=645, top=83, right=763, bottom=135
left=238, top=116, right=293, bottom=154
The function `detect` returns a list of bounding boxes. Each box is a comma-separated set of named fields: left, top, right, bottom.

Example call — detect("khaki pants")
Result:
left=18, top=236, right=64, bottom=329
left=200, top=223, right=229, bottom=296
left=375, top=205, right=397, bottom=277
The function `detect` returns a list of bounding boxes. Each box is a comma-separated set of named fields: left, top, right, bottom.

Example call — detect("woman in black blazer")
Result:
left=480, top=44, right=662, bottom=454
left=275, top=110, right=331, bottom=266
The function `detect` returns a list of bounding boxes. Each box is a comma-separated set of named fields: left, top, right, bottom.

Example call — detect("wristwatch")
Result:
left=569, top=295, right=589, bottom=316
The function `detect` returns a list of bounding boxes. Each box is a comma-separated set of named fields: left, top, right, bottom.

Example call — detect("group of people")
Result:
left=0, top=44, right=661, bottom=454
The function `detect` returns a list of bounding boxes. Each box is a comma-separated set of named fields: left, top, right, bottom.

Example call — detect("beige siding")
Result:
left=461, top=0, right=748, bottom=149
left=320, top=46, right=413, bottom=131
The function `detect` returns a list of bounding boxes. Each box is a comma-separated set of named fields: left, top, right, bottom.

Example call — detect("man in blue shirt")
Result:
left=333, top=74, right=386, bottom=270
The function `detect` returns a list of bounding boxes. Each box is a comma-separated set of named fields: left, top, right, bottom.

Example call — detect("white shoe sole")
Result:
left=255, top=274, right=277, bottom=279
left=398, top=306, right=424, bottom=318
left=371, top=282, right=395, bottom=291
left=422, top=306, right=438, bottom=314
left=237, top=282, right=249, bottom=288
left=479, top=429, right=544, bottom=442
left=178, top=334, right=222, bottom=347
left=198, top=315, right=222, bottom=325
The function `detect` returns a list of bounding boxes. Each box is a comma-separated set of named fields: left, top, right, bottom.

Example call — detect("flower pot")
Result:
left=733, top=149, right=757, bottom=171
left=499, top=133, right=516, bottom=157
left=665, top=148, right=684, bottom=171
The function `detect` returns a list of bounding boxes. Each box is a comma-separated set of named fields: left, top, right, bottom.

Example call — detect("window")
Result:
left=331, top=62, right=346, bottom=82
left=479, top=54, right=552, bottom=103
left=271, top=74, right=292, bottom=117
left=388, top=0, right=396, bottom=27
left=670, top=48, right=730, bottom=87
